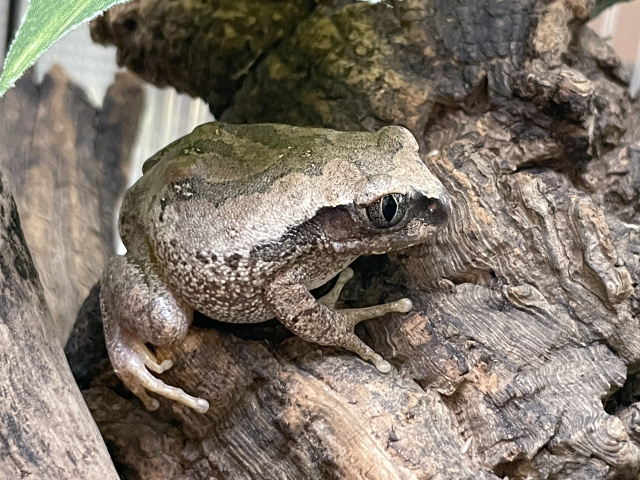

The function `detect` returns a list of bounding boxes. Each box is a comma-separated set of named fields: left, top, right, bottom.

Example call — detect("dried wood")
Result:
left=0, top=69, right=143, bottom=478
left=0, top=67, right=143, bottom=344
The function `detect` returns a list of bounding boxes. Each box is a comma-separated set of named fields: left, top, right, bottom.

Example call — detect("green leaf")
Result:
left=592, top=0, right=632, bottom=18
left=0, top=0, right=130, bottom=98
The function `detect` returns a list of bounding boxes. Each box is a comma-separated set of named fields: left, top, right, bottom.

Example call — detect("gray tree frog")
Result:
left=100, top=122, right=450, bottom=413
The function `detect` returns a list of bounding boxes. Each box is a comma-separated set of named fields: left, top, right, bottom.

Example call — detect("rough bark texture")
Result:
left=0, top=129, right=117, bottom=477
left=0, top=67, right=143, bottom=344
left=83, top=0, right=640, bottom=478
left=0, top=70, right=143, bottom=478
left=90, top=0, right=315, bottom=116
left=0, top=182, right=119, bottom=480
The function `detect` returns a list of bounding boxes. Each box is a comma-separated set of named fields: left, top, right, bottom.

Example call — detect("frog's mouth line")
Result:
left=327, top=227, right=441, bottom=256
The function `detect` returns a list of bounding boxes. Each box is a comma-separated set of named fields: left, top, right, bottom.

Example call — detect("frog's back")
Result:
left=138, top=122, right=391, bottom=202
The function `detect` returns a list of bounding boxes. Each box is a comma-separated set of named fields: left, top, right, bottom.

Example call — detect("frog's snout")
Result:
left=416, top=189, right=450, bottom=227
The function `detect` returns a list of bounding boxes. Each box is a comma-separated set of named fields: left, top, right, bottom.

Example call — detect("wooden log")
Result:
left=0, top=66, right=143, bottom=345
left=0, top=69, right=143, bottom=478
left=86, top=0, right=640, bottom=478
left=0, top=180, right=119, bottom=479
left=90, top=0, right=313, bottom=116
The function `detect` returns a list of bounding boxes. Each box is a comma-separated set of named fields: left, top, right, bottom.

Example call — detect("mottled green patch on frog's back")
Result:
left=140, top=122, right=395, bottom=210
left=143, top=124, right=281, bottom=182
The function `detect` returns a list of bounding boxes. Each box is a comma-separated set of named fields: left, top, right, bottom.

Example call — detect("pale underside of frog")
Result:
left=100, top=122, right=450, bottom=413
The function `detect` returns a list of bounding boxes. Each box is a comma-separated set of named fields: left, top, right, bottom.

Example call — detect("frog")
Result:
left=100, top=122, right=450, bottom=413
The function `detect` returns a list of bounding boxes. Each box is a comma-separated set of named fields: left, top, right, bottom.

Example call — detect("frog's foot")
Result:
left=319, top=268, right=411, bottom=372
left=107, top=325, right=210, bottom=414
left=268, top=267, right=412, bottom=374
left=319, top=268, right=413, bottom=324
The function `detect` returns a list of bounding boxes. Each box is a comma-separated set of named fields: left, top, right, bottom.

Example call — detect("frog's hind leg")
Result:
left=101, top=254, right=209, bottom=413
left=265, top=267, right=412, bottom=373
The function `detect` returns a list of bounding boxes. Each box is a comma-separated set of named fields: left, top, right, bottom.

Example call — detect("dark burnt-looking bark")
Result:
left=86, top=0, right=640, bottom=478
left=91, top=0, right=315, bottom=116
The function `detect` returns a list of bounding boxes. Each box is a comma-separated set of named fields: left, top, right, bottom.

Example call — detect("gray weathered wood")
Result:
left=0, top=66, right=142, bottom=345
left=0, top=164, right=119, bottom=479
left=0, top=69, right=143, bottom=479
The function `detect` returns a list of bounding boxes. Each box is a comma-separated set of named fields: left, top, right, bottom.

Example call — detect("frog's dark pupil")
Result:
left=381, top=195, right=397, bottom=222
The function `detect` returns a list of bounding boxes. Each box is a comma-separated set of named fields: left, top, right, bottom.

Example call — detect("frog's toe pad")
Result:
left=394, top=298, right=413, bottom=313
left=131, top=387, right=161, bottom=411
left=156, top=359, right=173, bottom=372
left=374, top=357, right=392, bottom=373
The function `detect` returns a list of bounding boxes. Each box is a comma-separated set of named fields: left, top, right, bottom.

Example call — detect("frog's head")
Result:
left=322, top=126, right=450, bottom=256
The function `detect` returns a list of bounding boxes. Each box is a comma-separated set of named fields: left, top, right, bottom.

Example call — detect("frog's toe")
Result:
left=127, top=383, right=161, bottom=411
left=132, top=342, right=173, bottom=373
left=107, top=327, right=209, bottom=413
left=318, top=267, right=355, bottom=307
left=128, top=363, right=210, bottom=413
left=117, top=348, right=210, bottom=413
left=337, top=296, right=414, bottom=328
left=372, top=355, right=392, bottom=373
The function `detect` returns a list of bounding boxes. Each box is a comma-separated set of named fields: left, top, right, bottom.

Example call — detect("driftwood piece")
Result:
left=0, top=147, right=118, bottom=476
left=0, top=70, right=143, bottom=478
left=84, top=0, right=640, bottom=478
left=0, top=67, right=143, bottom=344
left=0, top=179, right=119, bottom=479
left=90, top=0, right=314, bottom=116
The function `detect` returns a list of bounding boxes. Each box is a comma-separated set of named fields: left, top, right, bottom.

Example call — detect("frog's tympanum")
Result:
left=100, top=122, right=450, bottom=413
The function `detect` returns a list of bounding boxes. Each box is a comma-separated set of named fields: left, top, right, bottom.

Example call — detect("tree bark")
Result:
left=86, top=0, right=640, bottom=478
left=0, top=67, right=143, bottom=345
left=0, top=70, right=143, bottom=478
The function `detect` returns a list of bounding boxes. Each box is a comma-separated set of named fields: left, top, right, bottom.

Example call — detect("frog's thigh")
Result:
left=101, top=254, right=191, bottom=347
left=264, top=269, right=407, bottom=373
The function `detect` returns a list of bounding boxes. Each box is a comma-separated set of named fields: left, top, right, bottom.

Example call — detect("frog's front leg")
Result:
left=264, top=267, right=412, bottom=372
left=100, top=255, right=210, bottom=413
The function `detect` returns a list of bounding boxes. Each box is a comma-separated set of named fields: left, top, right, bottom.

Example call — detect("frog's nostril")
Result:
left=421, top=194, right=450, bottom=226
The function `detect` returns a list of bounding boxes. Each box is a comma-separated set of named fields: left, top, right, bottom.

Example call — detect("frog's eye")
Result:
left=366, top=193, right=407, bottom=228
